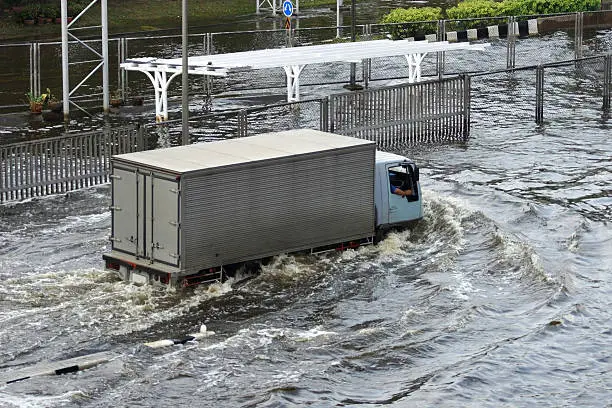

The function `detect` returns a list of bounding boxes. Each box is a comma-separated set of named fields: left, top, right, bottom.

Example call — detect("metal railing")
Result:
left=0, top=126, right=145, bottom=202
left=329, top=75, right=470, bottom=145
left=135, top=75, right=471, bottom=147
left=472, top=53, right=612, bottom=125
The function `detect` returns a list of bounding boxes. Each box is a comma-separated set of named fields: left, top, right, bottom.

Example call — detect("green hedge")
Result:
left=445, top=0, right=503, bottom=20
left=498, top=0, right=600, bottom=16
left=380, top=7, right=443, bottom=24
left=381, top=0, right=601, bottom=35
left=380, top=7, right=442, bottom=39
left=447, top=0, right=600, bottom=19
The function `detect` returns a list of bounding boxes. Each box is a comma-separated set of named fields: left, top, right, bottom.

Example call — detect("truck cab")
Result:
left=374, top=151, right=423, bottom=233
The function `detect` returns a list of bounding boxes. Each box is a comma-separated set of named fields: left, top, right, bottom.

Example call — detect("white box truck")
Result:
left=103, top=129, right=422, bottom=286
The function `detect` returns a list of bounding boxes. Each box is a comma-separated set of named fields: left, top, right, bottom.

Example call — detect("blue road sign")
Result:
left=282, top=0, right=293, bottom=17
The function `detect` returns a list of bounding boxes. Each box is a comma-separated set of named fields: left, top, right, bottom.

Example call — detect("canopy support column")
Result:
left=406, top=52, right=427, bottom=83
left=283, top=64, right=305, bottom=102
left=142, top=70, right=181, bottom=122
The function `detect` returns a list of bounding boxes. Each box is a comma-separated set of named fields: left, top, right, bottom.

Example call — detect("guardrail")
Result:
left=0, top=126, right=145, bottom=202
left=329, top=75, right=470, bottom=145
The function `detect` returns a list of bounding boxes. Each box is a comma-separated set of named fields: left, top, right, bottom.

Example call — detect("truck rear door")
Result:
left=110, top=167, right=143, bottom=256
left=144, top=174, right=180, bottom=267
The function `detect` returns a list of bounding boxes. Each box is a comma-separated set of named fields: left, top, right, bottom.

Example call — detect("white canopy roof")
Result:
left=120, top=39, right=490, bottom=121
left=121, top=39, right=488, bottom=73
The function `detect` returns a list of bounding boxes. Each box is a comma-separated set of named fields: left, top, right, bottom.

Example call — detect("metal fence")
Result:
left=138, top=98, right=326, bottom=147
left=471, top=54, right=612, bottom=127
left=329, top=75, right=470, bottom=145
left=138, top=75, right=470, bottom=147
left=0, top=126, right=145, bottom=202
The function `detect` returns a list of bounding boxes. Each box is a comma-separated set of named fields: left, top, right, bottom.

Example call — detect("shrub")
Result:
left=446, top=0, right=503, bottom=20
left=19, top=3, right=40, bottom=21
left=501, top=0, right=600, bottom=15
left=380, top=6, right=443, bottom=24
left=380, top=7, right=442, bottom=39
left=382, top=0, right=602, bottom=29
left=43, top=5, right=60, bottom=19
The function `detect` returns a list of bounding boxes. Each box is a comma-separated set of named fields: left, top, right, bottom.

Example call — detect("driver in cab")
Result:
left=391, top=184, right=412, bottom=197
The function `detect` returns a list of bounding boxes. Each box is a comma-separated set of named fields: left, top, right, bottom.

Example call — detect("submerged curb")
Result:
left=0, top=351, right=115, bottom=384
left=0, top=325, right=214, bottom=384
left=406, top=18, right=540, bottom=42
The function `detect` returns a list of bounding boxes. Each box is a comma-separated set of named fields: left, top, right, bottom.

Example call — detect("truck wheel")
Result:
left=375, top=229, right=385, bottom=244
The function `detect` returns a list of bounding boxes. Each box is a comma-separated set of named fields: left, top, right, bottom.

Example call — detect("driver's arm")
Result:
left=391, top=186, right=412, bottom=196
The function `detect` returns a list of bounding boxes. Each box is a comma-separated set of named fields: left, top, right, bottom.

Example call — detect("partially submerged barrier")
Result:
left=0, top=126, right=145, bottom=203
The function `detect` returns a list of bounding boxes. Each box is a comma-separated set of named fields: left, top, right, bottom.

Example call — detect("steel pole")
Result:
left=181, top=0, right=189, bottom=145
left=61, top=0, right=69, bottom=121
left=344, top=0, right=361, bottom=90
left=182, top=0, right=189, bottom=145
left=350, top=0, right=355, bottom=42
left=102, top=0, right=109, bottom=113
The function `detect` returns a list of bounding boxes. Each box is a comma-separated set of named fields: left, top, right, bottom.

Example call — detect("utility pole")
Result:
left=344, top=0, right=362, bottom=91
left=181, top=0, right=189, bottom=145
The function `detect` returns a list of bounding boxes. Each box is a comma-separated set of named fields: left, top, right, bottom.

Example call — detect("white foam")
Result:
left=0, top=390, right=89, bottom=408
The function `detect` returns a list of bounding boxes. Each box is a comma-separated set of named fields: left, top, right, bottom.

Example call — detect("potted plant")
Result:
left=110, top=88, right=123, bottom=107
left=45, top=5, right=60, bottom=24
left=26, top=88, right=51, bottom=114
left=19, top=4, right=39, bottom=25
left=37, top=5, right=47, bottom=25
left=46, top=89, right=61, bottom=112
left=68, top=2, right=84, bottom=20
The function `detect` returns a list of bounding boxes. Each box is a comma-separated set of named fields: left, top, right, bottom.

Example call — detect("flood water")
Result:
left=0, top=17, right=611, bottom=408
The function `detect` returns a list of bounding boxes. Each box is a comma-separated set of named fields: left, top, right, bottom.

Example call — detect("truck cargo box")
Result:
left=105, top=129, right=376, bottom=282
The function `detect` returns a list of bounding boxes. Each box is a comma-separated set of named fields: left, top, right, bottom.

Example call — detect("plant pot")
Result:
left=23, top=18, right=35, bottom=25
left=29, top=102, right=43, bottom=114
left=48, top=101, right=62, bottom=112
left=131, top=96, right=144, bottom=106
left=37, top=17, right=46, bottom=24
left=54, top=17, right=62, bottom=24
left=110, top=99, right=122, bottom=108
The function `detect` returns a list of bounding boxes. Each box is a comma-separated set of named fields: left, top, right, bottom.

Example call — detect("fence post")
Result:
left=320, top=97, right=329, bottom=132
left=462, top=74, right=471, bottom=141
left=506, top=16, right=516, bottom=70
left=329, top=95, right=336, bottom=133
left=136, top=124, right=145, bottom=150
left=365, top=24, right=371, bottom=86
left=604, top=54, right=611, bottom=112
left=238, top=109, right=248, bottom=138
left=121, top=38, right=129, bottom=99
left=535, top=65, right=544, bottom=124
left=575, top=12, right=584, bottom=59
left=438, top=20, right=446, bottom=79
left=29, top=42, right=41, bottom=98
